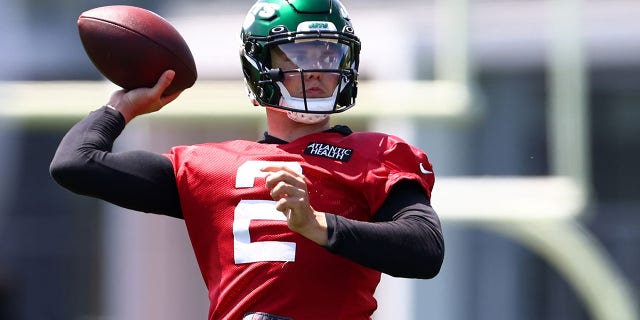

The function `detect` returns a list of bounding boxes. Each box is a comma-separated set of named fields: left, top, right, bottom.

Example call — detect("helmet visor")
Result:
left=271, top=40, right=352, bottom=71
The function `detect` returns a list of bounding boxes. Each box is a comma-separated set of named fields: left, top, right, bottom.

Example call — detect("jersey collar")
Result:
left=259, top=125, right=353, bottom=144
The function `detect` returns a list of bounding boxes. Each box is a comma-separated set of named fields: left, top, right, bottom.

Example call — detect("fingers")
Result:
left=106, top=70, right=179, bottom=123
left=262, top=166, right=305, bottom=190
left=261, top=164, right=301, bottom=175
left=261, top=166, right=310, bottom=213
left=152, top=70, right=183, bottom=105
left=270, top=183, right=306, bottom=210
left=261, top=166, right=329, bottom=245
left=153, top=70, right=176, bottom=96
left=264, top=169, right=306, bottom=203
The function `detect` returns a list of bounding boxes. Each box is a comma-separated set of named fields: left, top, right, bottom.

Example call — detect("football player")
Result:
left=50, top=0, right=444, bottom=319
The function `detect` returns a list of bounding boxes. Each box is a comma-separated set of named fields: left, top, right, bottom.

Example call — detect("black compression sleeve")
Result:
left=50, top=106, right=182, bottom=218
left=324, top=180, right=444, bottom=279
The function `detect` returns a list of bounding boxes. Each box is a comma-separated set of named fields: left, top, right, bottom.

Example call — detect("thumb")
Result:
left=154, top=70, right=176, bottom=93
left=159, top=89, right=183, bottom=105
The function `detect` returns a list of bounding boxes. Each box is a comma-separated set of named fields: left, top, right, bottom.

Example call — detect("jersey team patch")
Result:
left=304, top=142, right=353, bottom=162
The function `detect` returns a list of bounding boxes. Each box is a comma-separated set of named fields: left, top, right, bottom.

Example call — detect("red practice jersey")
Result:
left=165, top=130, right=435, bottom=320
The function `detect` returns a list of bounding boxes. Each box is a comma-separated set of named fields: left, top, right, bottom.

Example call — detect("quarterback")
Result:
left=50, top=0, right=445, bottom=319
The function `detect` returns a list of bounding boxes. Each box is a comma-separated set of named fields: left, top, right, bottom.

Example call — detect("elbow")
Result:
left=50, top=158, right=73, bottom=191
left=49, top=155, right=89, bottom=195
left=418, top=244, right=445, bottom=279
left=411, top=222, right=446, bottom=279
left=385, top=237, right=445, bottom=280
left=49, top=157, right=66, bottom=185
left=410, top=234, right=445, bottom=279
left=424, top=232, right=445, bottom=279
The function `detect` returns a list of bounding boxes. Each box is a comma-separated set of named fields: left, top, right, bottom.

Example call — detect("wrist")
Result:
left=105, top=104, right=134, bottom=124
left=298, top=211, right=328, bottom=246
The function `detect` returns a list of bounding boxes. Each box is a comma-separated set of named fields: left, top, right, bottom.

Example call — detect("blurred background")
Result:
left=1, top=0, right=639, bottom=319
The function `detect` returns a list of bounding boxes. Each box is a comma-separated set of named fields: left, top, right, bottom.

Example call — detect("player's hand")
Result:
left=262, top=165, right=328, bottom=246
left=107, top=70, right=182, bottom=123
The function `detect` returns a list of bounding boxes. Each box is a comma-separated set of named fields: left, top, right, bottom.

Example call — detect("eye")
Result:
left=317, top=53, right=340, bottom=68
left=326, top=55, right=338, bottom=64
left=288, top=54, right=309, bottom=67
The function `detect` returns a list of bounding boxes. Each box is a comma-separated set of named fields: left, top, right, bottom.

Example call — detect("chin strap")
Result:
left=286, top=111, right=329, bottom=124
left=276, top=82, right=338, bottom=113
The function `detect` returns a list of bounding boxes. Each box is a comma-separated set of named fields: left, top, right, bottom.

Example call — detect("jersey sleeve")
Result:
left=363, top=134, right=435, bottom=213
left=163, top=145, right=197, bottom=188
left=163, top=145, right=183, bottom=174
left=50, top=106, right=183, bottom=218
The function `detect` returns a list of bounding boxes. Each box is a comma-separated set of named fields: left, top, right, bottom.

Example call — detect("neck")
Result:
left=265, top=108, right=331, bottom=142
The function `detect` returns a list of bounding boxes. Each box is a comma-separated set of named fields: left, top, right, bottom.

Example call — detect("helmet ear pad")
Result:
left=241, top=41, right=282, bottom=106
left=336, top=79, right=357, bottom=108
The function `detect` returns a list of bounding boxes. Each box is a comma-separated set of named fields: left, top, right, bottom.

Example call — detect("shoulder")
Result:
left=348, top=131, right=407, bottom=144
left=166, top=140, right=269, bottom=163
left=341, top=131, right=416, bottom=156
left=304, top=129, right=425, bottom=161
left=314, top=130, right=431, bottom=174
left=169, top=140, right=261, bottom=153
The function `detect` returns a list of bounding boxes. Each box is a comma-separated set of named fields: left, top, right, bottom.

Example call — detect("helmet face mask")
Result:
left=271, top=40, right=351, bottom=113
left=240, top=0, right=361, bottom=115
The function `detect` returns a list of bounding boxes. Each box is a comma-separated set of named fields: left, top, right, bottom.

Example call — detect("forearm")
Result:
left=49, top=106, right=182, bottom=218
left=324, top=181, right=444, bottom=279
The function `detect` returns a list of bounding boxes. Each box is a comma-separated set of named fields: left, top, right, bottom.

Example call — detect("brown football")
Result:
left=78, top=5, right=197, bottom=95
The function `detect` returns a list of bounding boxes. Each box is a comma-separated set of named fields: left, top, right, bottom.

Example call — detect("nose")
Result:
left=305, top=70, right=321, bottom=80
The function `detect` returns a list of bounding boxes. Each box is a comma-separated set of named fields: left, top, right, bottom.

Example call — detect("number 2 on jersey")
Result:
left=233, top=161, right=303, bottom=264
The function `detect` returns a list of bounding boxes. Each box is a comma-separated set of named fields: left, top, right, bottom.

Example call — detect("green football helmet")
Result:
left=240, top=0, right=361, bottom=116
